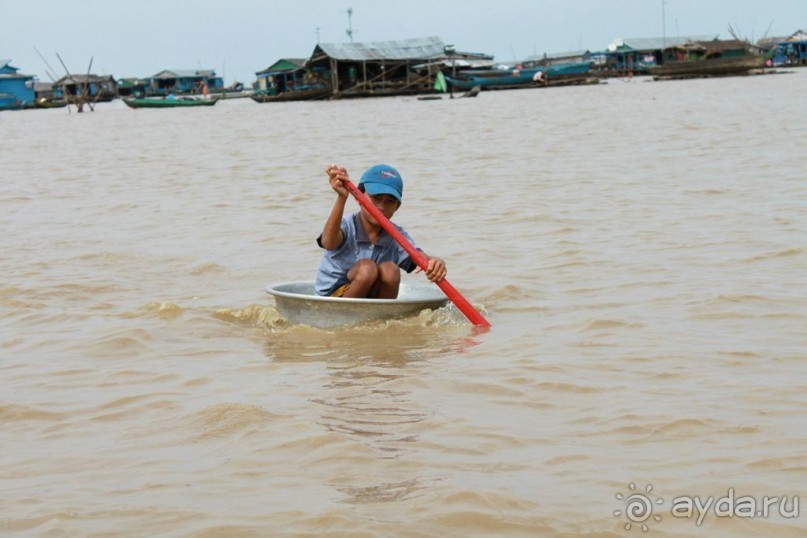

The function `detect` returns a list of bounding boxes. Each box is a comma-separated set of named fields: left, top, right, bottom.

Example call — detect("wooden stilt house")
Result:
left=308, top=36, right=447, bottom=98
left=592, top=35, right=717, bottom=76
left=251, top=58, right=331, bottom=102
left=54, top=74, right=118, bottom=102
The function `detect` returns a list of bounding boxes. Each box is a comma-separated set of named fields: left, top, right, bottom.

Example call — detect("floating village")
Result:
left=1, top=25, right=806, bottom=111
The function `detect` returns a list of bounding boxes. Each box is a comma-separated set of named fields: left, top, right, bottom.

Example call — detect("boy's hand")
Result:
left=417, top=257, right=447, bottom=282
left=326, top=164, right=349, bottom=198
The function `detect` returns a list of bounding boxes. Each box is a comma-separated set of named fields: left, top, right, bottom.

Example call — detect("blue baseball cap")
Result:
left=358, top=164, right=403, bottom=202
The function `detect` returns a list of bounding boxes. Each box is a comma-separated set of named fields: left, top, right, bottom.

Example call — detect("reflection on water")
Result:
left=263, top=318, right=483, bottom=459
left=337, top=477, right=430, bottom=504
left=314, top=362, right=428, bottom=456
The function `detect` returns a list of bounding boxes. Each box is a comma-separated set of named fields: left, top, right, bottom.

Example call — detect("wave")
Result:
left=582, top=318, right=643, bottom=331
left=213, top=304, right=284, bottom=328
left=191, top=403, right=281, bottom=439
left=0, top=402, right=62, bottom=421
left=745, top=247, right=802, bottom=262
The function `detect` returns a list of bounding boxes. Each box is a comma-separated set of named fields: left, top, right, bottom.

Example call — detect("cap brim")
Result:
left=362, top=182, right=402, bottom=202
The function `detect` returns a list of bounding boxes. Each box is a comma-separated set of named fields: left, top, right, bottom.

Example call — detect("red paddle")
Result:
left=342, top=178, right=491, bottom=327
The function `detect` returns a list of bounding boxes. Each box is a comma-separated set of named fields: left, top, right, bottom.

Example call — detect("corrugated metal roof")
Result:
left=523, top=50, right=590, bottom=62
left=786, top=29, right=807, bottom=41
left=0, top=60, right=26, bottom=75
left=55, top=74, right=115, bottom=84
left=759, top=30, right=807, bottom=47
left=151, top=69, right=217, bottom=79
left=698, top=39, right=748, bottom=52
left=608, top=35, right=718, bottom=51
left=256, top=58, right=307, bottom=75
left=0, top=72, right=33, bottom=79
left=282, top=58, right=307, bottom=67
left=316, top=36, right=446, bottom=61
left=757, top=36, right=787, bottom=48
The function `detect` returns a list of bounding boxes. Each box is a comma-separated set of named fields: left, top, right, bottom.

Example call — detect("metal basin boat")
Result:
left=266, top=281, right=449, bottom=328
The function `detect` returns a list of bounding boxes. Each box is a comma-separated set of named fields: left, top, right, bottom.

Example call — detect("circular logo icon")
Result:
left=614, top=483, right=664, bottom=531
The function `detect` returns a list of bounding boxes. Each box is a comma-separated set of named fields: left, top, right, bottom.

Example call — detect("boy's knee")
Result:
left=352, top=259, right=379, bottom=281
left=377, top=261, right=401, bottom=283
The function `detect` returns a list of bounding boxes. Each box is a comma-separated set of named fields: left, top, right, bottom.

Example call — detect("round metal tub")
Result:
left=266, top=281, right=449, bottom=328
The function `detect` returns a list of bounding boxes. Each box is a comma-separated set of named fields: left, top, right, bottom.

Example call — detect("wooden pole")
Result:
left=330, top=58, right=338, bottom=96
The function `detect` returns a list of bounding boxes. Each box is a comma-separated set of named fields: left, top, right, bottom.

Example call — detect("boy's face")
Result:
left=364, top=193, right=400, bottom=223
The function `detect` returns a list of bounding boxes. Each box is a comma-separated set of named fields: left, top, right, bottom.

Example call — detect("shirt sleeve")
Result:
left=396, top=226, right=421, bottom=273
left=401, top=256, right=418, bottom=273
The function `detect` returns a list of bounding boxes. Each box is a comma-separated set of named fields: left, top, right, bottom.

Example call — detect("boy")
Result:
left=315, top=163, right=446, bottom=298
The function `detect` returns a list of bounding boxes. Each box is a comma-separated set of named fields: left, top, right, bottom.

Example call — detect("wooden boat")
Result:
left=650, top=54, right=766, bottom=79
left=416, top=85, right=481, bottom=101
left=122, top=96, right=220, bottom=109
left=266, top=281, right=449, bottom=328
left=34, top=98, right=68, bottom=109
left=250, top=84, right=330, bottom=103
left=444, top=62, right=591, bottom=90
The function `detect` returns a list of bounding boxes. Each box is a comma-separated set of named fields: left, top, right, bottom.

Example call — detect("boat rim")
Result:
left=266, top=281, right=447, bottom=305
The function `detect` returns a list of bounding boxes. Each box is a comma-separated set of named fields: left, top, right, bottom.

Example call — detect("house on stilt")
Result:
left=308, top=36, right=447, bottom=98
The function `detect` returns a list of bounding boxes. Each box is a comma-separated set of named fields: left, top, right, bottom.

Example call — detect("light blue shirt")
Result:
left=315, top=212, right=418, bottom=296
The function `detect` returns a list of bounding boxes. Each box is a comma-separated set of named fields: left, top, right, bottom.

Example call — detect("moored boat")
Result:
left=123, top=96, right=219, bottom=109
left=34, top=97, right=68, bottom=109
left=266, top=281, right=449, bottom=328
left=250, top=83, right=331, bottom=103
left=649, top=54, right=766, bottom=78
left=443, top=61, right=592, bottom=90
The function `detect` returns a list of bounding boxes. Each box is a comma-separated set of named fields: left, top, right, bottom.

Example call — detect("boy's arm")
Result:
left=320, top=194, right=347, bottom=250
left=397, top=227, right=447, bottom=282
left=319, top=164, right=349, bottom=250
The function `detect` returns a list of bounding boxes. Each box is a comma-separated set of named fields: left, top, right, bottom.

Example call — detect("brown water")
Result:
left=1, top=71, right=805, bottom=536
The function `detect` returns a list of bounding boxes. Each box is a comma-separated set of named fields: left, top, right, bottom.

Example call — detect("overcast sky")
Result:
left=3, top=0, right=805, bottom=84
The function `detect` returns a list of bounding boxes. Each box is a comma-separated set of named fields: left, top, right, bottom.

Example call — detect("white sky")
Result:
left=3, top=0, right=805, bottom=84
